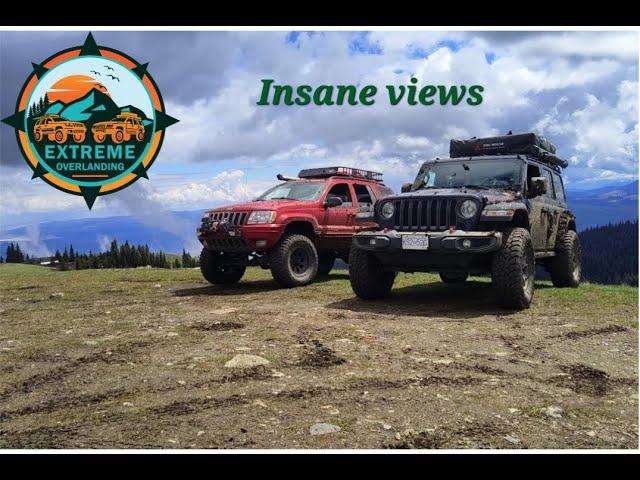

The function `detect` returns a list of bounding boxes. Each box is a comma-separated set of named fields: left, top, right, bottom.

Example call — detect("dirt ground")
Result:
left=0, top=264, right=637, bottom=449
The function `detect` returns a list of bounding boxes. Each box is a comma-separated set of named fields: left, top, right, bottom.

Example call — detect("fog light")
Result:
left=255, top=240, right=267, bottom=248
left=462, top=239, right=472, bottom=249
left=369, top=238, right=377, bottom=246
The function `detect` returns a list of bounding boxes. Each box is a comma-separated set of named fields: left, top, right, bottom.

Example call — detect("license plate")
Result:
left=401, top=234, right=429, bottom=250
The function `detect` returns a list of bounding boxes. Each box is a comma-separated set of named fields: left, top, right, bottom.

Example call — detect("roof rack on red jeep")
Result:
left=298, top=166, right=383, bottom=182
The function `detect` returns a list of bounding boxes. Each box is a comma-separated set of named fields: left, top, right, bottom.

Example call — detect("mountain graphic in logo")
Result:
left=44, top=88, right=153, bottom=127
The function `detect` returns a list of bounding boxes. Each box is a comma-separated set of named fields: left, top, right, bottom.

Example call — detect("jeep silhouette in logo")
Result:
left=33, top=114, right=87, bottom=144
left=92, top=112, right=145, bottom=144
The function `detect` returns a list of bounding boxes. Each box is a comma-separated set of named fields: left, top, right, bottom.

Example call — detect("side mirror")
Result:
left=528, top=176, right=547, bottom=197
left=401, top=182, right=412, bottom=193
left=324, top=196, right=343, bottom=208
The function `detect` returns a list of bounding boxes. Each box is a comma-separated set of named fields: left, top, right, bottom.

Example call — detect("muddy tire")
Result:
left=439, top=272, right=468, bottom=283
left=317, top=253, right=336, bottom=276
left=491, top=228, right=535, bottom=310
left=550, top=230, right=581, bottom=287
left=54, top=129, right=67, bottom=144
left=269, top=234, right=318, bottom=287
left=200, top=248, right=245, bottom=285
left=349, top=247, right=396, bottom=299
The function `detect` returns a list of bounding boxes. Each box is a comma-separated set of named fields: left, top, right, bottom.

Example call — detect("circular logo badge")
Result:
left=2, top=33, right=177, bottom=209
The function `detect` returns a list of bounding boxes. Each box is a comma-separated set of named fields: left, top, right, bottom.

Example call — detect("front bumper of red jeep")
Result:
left=197, top=220, right=284, bottom=253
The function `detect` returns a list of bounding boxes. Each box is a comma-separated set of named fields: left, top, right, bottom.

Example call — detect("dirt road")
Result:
left=0, top=264, right=637, bottom=448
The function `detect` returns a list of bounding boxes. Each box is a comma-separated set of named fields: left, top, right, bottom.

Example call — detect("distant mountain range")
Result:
left=1, top=182, right=637, bottom=258
left=567, top=181, right=638, bottom=230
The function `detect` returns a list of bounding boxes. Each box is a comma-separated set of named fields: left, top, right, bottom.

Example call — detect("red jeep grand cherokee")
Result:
left=197, top=167, right=394, bottom=287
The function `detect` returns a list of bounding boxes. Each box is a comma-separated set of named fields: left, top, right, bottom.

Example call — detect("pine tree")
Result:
left=15, top=244, right=24, bottom=263
left=69, top=245, right=75, bottom=262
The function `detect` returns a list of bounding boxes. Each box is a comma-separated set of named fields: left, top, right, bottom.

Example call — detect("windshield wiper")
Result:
left=461, top=185, right=491, bottom=190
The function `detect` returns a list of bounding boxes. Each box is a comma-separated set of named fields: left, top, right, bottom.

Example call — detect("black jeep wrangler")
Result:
left=349, top=132, right=581, bottom=310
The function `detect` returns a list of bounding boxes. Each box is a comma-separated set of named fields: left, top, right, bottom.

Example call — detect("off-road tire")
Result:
left=269, top=234, right=318, bottom=287
left=349, top=247, right=396, bottom=299
left=317, top=253, right=336, bottom=276
left=34, top=130, right=43, bottom=142
left=113, top=129, right=125, bottom=144
left=550, top=230, right=581, bottom=287
left=439, top=272, right=469, bottom=283
left=136, top=130, right=144, bottom=142
left=200, top=248, right=246, bottom=285
left=54, top=129, right=66, bottom=144
left=73, top=131, right=85, bottom=143
left=491, top=228, right=535, bottom=310
left=94, top=132, right=106, bottom=143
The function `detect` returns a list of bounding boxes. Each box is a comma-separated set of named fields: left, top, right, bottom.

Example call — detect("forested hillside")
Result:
left=579, top=221, right=638, bottom=286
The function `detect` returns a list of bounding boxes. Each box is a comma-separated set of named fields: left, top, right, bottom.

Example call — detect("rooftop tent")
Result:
left=449, top=132, right=568, bottom=168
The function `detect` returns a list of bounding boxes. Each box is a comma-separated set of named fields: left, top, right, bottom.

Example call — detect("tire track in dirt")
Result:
left=0, top=340, right=152, bottom=402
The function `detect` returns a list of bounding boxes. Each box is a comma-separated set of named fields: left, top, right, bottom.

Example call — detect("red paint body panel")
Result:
left=197, top=176, right=392, bottom=253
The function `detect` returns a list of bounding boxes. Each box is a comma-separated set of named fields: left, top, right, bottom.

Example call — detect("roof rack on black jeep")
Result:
left=298, top=166, right=383, bottom=182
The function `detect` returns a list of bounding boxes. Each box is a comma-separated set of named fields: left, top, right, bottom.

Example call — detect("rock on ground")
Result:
left=224, top=354, right=270, bottom=369
left=309, top=423, right=341, bottom=435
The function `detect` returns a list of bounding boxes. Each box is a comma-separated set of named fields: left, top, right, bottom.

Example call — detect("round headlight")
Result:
left=380, top=202, right=395, bottom=219
left=458, top=200, right=478, bottom=219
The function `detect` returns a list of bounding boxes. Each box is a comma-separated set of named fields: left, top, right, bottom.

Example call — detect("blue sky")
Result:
left=0, top=30, right=638, bottom=229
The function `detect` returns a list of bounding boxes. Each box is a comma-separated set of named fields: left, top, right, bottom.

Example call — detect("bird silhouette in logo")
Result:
left=90, top=70, right=101, bottom=75
left=107, top=74, right=120, bottom=82
left=104, top=65, right=115, bottom=71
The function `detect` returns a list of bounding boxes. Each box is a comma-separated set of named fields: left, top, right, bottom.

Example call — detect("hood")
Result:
left=206, top=199, right=312, bottom=213
left=396, top=187, right=520, bottom=205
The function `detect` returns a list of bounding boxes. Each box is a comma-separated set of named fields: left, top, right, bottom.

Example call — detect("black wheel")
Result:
left=269, top=234, right=318, bottom=287
left=491, top=228, right=535, bottom=310
left=200, top=248, right=246, bottom=285
left=550, top=230, right=581, bottom=287
left=439, top=272, right=468, bottom=283
left=317, top=253, right=336, bottom=276
left=349, top=247, right=396, bottom=299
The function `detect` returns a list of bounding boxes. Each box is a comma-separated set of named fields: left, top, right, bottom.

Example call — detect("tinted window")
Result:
left=552, top=173, right=566, bottom=202
left=353, top=184, right=373, bottom=206
left=326, top=183, right=353, bottom=207
left=543, top=169, right=555, bottom=199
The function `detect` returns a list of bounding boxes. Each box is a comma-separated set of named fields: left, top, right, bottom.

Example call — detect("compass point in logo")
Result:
left=2, top=33, right=178, bottom=209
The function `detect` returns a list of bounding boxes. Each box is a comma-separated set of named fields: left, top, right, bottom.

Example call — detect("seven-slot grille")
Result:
left=201, top=211, right=248, bottom=228
left=390, top=197, right=461, bottom=232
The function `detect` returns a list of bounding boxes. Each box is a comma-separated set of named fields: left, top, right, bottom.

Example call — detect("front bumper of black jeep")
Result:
left=353, top=229, right=503, bottom=273
left=353, top=229, right=503, bottom=253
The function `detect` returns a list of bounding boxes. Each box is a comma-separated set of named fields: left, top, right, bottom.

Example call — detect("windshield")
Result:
left=413, top=159, right=522, bottom=190
left=256, top=181, right=324, bottom=201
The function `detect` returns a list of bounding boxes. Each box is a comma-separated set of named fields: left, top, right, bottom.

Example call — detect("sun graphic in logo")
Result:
left=2, top=33, right=178, bottom=209
left=47, top=74, right=111, bottom=103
